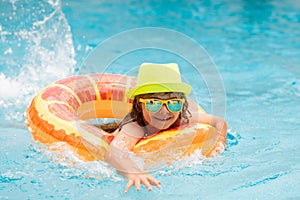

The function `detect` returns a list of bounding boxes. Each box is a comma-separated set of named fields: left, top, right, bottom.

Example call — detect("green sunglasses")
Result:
left=139, top=98, right=185, bottom=113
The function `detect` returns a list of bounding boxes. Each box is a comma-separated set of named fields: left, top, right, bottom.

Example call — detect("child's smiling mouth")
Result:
left=153, top=116, right=172, bottom=121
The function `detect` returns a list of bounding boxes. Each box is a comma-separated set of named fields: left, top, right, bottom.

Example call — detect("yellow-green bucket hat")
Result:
left=126, top=63, right=191, bottom=99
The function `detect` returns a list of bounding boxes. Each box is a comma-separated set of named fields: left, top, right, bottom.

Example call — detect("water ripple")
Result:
left=232, top=171, right=290, bottom=191
left=0, top=171, right=24, bottom=183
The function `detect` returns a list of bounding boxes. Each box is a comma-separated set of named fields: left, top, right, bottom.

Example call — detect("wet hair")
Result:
left=119, top=92, right=191, bottom=131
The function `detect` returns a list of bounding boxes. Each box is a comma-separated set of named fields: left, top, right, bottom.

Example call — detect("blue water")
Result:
left=1, top=0, right=300, bottom=199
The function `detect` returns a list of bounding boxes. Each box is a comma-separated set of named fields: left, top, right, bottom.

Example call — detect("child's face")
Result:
left=140, top=93, right=181, bottom=130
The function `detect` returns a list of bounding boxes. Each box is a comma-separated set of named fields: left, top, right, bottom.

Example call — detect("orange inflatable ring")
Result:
left=25, top=74, right=226, bottom=165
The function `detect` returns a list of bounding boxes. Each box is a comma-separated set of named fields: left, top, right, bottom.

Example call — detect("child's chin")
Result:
left=153, top=123, right=172, bottom=131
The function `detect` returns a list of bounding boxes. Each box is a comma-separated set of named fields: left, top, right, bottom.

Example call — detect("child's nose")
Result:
left=159, top=104, right=169, bottom=113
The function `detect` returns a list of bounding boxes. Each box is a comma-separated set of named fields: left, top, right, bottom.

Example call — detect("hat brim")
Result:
left=126, top=83, right=191, bottom=99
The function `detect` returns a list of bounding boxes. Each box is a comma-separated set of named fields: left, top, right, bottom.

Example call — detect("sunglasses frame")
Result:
left=139, top=98, right=185, bottom=113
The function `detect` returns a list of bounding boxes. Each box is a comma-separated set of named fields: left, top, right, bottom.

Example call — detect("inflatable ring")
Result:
left=25, top=74, right=226, bottom=165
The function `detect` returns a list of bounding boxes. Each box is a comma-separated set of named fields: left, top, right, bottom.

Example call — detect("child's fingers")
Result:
left=134, top=178, right=141, bottom=191
left=140, top=177, right=152, bottom=191
left=124, top=180, right=134, bottom=193
left=125, top=174, right=161, bottom=193
left=147, top=176, right=161, bottom=188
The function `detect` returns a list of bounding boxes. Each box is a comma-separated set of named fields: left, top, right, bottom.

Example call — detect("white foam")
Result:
left=46, top=142, right=118, bottom=180
left=0, top=73, right=22, bottom=99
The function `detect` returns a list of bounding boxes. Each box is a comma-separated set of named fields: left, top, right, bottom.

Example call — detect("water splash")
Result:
left=25, top=141, right=121, bottom=182
left=0, top=0, right=76, bottom=122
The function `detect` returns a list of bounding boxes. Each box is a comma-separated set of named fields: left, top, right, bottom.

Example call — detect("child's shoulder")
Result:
left=119, top=121, right=145, bottom=138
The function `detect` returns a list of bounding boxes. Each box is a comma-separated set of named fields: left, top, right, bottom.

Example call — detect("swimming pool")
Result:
left=1, top=0, right=299, bottom=199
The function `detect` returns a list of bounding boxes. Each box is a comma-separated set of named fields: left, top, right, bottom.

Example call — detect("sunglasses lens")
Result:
left=167, top=100, right=183, bottom=112
left=144, top=99, right=183, bottom=112
left=145, top=100, right=162, bottom=112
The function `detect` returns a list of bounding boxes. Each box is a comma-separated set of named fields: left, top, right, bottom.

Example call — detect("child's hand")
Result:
left=211, top=141, right=225, bottom=156
left=124, top=173, right=161, bottom=193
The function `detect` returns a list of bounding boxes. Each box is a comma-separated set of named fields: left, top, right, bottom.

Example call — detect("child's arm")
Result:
left=197, top=113, right=227, bottom=136
left=188, top=100, right=227, bottom=136
left=105, top=122, right=161, bottom=193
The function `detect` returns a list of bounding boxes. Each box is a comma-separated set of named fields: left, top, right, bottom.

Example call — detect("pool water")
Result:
left=1, top=0, right=299, bottom=199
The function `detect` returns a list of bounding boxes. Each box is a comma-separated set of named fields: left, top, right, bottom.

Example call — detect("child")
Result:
left=105, top=63, right=227, bottom=193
